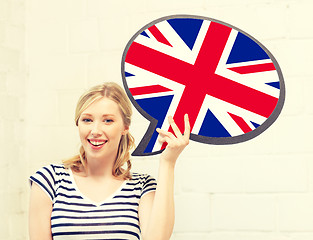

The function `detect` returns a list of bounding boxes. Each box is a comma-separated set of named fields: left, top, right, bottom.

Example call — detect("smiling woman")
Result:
left=65, top=82, right=135, bottom=179
left=28, top=82, right=190, bottom=240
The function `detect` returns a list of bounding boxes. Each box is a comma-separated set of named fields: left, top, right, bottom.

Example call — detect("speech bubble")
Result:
left=121, top=15, right=285, bottom=156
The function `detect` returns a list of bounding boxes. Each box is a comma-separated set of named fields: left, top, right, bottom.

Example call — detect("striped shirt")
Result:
left=29, top=164, right=157, bottom=240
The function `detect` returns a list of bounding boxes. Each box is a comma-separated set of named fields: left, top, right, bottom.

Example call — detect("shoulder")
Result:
left=32, top=163, right=66, bottom=172
left=129, top=172, right=157, bottom=197
left=130, top=172, right=156, bottom=183
left=29, top=164, right=68, bottom=201
left=30, top=164, right=67, bottom=179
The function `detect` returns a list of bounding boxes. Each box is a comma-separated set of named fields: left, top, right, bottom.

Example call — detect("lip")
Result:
left=87, top=139, right=107, bottom=150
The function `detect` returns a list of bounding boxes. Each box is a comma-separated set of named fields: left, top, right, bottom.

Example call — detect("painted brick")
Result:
left=0, top=47, right=20, bottom=70
left=0, top=0, right=9, bottom=21
left=97, top=0, right=147, bottom=17
left=6, top=71, right=26, bottom=97
left=25, top=90, right=58, bottom=125
left=2, top=145, right=19, bottom=174
left=8, top=212, right=27, bottom=239
left=56, top=90, right=83, bottom=126
left=0, top=212, right=9, bottom=238
left=128, top=13, right=165, bottom=35
left=180, top=151, right=308, bottom=195
left=211, top=194, right=276, bottom=231
left=199, top=2, right=288, bottom=41
left=28, top=0, right=77, bottom=21
left=67, top=0, right=85, bottom=19
left=204, top=0, right=271, bottom=6
left=5, top=95, right=20, bottom=119
left=270, top=39, right=313, bottom=77
left=86, top=53, right=122, bottom=84
left=171, top=233, right=209, bottom=240
left=282, top=76, right=306, bottom=116
left=9, top=0, right=25, bottom=26
left=87, top=51, right=126, bottom=87
left=235, top=2, right=288, bottom=41
left=179, top=156, right=245, bottom=193
left=278, top=194, right=313, bottom=231
left=0, top=118, right=4, bottom=146
left=98, top=16, right=132, bottom=51
left=0, top=94, right=7, bottom=118
left=28, top=55, right=86, bottom=90
left=129, top=113, right=151, bottom=151
left=185, top=115, right=313, bottom=157
left=287, top=1, right=313, bottom=39
left=0, top=162, right=9, bottom=191
left=131, top=157, right=159, bottom=181
left=308, top=156, right=313, bottom=193
left=289, top=233, right=313, bottom=240
left=180, top=139, right=217, bottom=158
left=174, top=193, right=211, bottom=232
left=192, top=232, right=291, bottom=240
left=27, top=20, right=68, bottom=55
left=7, top=163, right=28, bottom=192
left=85, top=0, right=100, bottom=17
left=0, top=95, right=20, bottom=120
left=69, top=19, right=99, bottom=53
left=304, top=77, right=313, bottom=115
left=0, top=73, right=7, bottom=95
left=26, top=125, right=79, bottom=166
left=146, top=0, right=205, bottom=12
left=0, top=21, right=6, bottom=44
left=242, top=155, right=308, bottom=193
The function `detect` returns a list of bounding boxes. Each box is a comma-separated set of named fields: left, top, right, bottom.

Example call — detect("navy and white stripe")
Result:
left=29, top=164, right=157, bottom=240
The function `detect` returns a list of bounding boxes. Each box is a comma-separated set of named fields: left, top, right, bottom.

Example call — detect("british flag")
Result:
left=122, top=16, right=284, bottom=155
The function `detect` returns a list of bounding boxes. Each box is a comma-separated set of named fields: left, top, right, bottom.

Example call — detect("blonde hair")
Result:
left=63, top=82, right=135, bottom=180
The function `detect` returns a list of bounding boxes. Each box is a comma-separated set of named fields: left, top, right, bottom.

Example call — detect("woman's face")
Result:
left=78, top=97, right=128, bottom=163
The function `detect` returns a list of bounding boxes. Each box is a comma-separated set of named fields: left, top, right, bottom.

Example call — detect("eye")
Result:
left=81, top=118, right=92, bottom=123
left=104, top=119, right=113, bottom=124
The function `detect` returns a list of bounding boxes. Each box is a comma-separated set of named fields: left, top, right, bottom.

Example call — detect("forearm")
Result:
left=143, top=160, right=175, bottom=240
left=142, top=114, right=190, bottom=239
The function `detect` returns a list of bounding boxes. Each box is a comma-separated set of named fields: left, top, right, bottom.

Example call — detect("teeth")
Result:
left=89, top=140, right=106, bottom=146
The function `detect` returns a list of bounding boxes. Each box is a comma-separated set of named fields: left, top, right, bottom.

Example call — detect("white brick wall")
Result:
left=0, top=0, right=27, bottom=239
left=211, top=194, right=276, bottom=231
left=0, top=0, right=312, bottom=239
left=278, top=194, right=313, bottom=231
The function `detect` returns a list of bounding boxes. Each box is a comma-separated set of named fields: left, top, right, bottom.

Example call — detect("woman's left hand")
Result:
left=156, top=114, right=190, bottom=166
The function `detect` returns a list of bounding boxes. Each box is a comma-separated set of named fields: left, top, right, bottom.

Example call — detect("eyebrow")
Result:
left=81, top=113, right=115, bottom=117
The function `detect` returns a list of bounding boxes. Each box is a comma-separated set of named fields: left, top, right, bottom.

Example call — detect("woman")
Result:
left=29, top=82, right=190, bottom=240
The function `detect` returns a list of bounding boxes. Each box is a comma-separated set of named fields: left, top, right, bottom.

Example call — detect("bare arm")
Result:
left=139, top=114, right=190, bottom=240
left=29, top=183, right=53, bottom=240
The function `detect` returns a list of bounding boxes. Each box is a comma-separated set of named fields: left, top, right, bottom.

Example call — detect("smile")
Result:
left=87, top=139, right=107, bottom=149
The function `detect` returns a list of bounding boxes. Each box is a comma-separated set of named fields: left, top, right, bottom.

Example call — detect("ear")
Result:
left=122, top=126, right=129, bottom=135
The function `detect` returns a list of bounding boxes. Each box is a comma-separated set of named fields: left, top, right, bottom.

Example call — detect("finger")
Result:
left=156, top=130, right=173, bottom=144
left=184, top=114, right=191, bottom=139
left=157, top=135, right=172, bottom=145
left=168, top=116, right=183, bottom=138
left=156, top=128, right=176, bottom=140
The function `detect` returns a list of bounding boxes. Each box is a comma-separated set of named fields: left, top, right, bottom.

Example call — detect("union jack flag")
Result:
left=122, top=16, right=284, bottom=155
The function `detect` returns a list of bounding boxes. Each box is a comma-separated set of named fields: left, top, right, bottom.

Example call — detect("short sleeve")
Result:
left=29, top=164, right=56, bottom=202
left=141, top=175, right=157, bottom=198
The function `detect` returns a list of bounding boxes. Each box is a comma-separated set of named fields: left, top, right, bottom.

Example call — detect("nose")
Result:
left=90, top=122, right=102, bottom=137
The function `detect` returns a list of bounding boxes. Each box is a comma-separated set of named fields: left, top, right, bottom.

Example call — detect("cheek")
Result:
left=108, top=126, right=125, bottom=140
left=78, top=125, right=89, bottom=141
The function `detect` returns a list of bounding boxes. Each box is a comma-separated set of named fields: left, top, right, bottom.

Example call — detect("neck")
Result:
left=83, top=154, right=117, bottom=180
